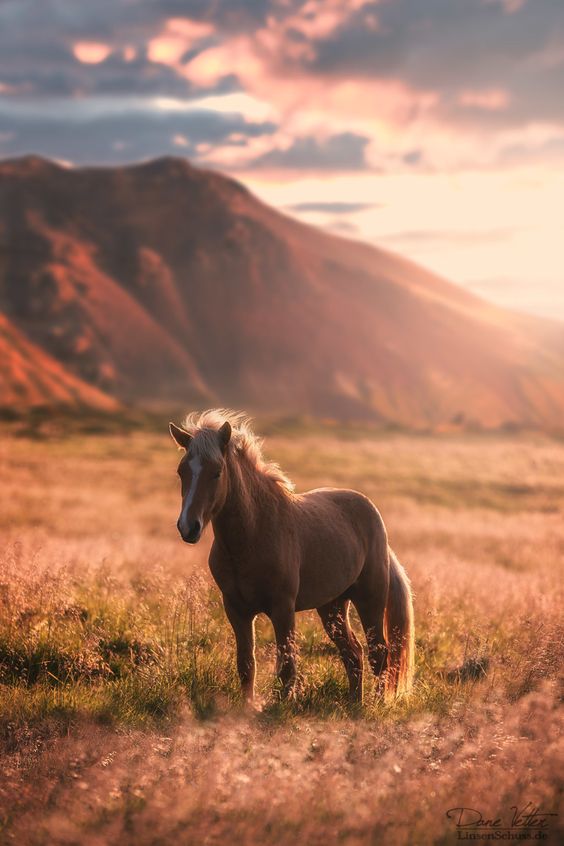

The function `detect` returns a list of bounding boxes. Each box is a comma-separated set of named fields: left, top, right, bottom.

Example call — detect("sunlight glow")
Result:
left=242, top=166, right=564, bottom=319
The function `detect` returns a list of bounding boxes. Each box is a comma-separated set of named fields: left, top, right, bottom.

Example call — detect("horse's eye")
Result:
left=212, top=470, right=221, bottom=480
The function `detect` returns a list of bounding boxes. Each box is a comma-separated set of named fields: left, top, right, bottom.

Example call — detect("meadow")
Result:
left=0, top=415, right=562, bottom=845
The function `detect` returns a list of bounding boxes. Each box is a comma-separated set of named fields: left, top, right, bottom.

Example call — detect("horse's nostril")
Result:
left=179, top=519, right=201, bottom=543
left=177, top=517, right=202, bottom=543
left=188, top=520, right=201, bottom=540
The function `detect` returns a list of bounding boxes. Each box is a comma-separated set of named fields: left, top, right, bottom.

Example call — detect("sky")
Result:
left=1, top=0, right=563, bottom=320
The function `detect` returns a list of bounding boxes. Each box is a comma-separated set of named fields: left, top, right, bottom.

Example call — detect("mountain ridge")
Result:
left=1, top=154, right=563, bottom=429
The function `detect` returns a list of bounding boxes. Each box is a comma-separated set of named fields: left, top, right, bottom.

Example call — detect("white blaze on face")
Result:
left=179, top=456, right=202, bottom=530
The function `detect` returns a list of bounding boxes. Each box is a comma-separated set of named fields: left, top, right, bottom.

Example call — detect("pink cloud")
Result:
left=280, top=0, right=377, bottom=41
left=185, top=39, right=262, bottom=87
left=73, top=42, right=112, bottom=65
left=147, top=18, right=214, bottom=67
left=458, top=88, right=511, bottom=111
left=253, top=0, right=377, bottom=72
left=148, top=35, right=188, bottom=65
left=183, top=19, right=436, bottom=132
left=122, top=46, right=137, bottom=63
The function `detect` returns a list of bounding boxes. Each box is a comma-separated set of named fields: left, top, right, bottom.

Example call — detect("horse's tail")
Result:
left=384, top=548, right=415, bottom=696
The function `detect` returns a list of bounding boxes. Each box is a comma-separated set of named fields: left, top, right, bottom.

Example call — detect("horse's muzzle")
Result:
left=177, top=518, right=202, bottom=544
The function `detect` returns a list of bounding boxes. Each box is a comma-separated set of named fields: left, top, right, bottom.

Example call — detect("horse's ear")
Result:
left=169, top=422, right=192, bottom=450
left=218, top=421, right=231, bottom=453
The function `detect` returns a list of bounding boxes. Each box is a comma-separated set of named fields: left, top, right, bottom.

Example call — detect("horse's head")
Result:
left=169, top=420, right=232, bottom=544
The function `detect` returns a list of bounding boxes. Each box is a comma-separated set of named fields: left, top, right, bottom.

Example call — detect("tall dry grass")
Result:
left=0, top=420, right=562, bottom=844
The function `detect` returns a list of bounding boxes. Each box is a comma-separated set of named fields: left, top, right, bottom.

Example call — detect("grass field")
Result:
left=0, top=416, right=562, bottom=845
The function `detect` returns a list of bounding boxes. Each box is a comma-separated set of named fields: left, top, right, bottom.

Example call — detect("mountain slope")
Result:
left=0, top=312, right=117, bottom=411
left=0, top=154, right=563, bottom=428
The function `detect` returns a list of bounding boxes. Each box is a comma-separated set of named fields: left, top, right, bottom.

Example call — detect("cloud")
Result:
left=323, top=219, right=361, bottom=235
left=73, top=43, right=113, bottom=64
left=0, top=100, right=276, bottom=164
left=286, top=201, right=379, bottom=213
left=0, top=2, right=242, bottom=100
left=303, top=0, right=564, bottom=130
left=0, top=45, right=240, bottom=104
left=0, top=0, right=563, bottom=173
left=379, top=227, right=519, bottom=248
left=457, top=88, right=511, bottom=111
left=246, top=132, right=371, bottom=171
left=147, top=18, right=214, bottom=65
left=499, top=131, right=564, bottom=165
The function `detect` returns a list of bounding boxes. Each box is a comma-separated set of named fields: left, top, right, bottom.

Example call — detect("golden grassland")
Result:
left=0, top=418, right=562, bottom=845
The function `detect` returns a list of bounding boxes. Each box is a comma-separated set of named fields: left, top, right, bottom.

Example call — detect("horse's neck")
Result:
left=212, top=455, right=272, bottom=555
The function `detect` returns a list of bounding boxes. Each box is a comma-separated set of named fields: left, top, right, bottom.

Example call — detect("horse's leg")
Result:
left=352, top=594, right=388, bottom=695
left=270, top=601, right=297, bottom=698
left=223, top=595, right=256, bottom=704
left=317, top=598, right=364, bottom=703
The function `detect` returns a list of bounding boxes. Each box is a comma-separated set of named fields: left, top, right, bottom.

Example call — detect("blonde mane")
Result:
left=182, top=409, right=294, bottom=493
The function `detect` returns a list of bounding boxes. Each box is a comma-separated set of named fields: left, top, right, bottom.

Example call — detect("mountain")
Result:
left=1, top=154, right=563, bottom=428
left=0, top=311, right=117, bottom=411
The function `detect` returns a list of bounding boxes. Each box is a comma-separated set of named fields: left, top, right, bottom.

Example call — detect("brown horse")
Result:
left=170, top=410, right=414, bottom=704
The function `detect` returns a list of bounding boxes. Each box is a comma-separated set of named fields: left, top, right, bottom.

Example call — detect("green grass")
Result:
left=1, top=559, right=557, bottom=736
left=0, top=570, right=241, bottom=729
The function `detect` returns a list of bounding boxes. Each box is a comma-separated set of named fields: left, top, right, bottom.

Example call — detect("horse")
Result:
left=169, top=409, right=414, bottom=705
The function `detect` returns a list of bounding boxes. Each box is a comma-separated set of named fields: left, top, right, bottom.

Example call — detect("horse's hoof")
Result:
left=242, top=697, right=263, bottom=713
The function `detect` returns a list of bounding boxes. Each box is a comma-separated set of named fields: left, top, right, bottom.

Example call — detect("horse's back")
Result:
left=300, top=486, right=385, bottom=536
left=293, top=487, right=387, bottom=610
